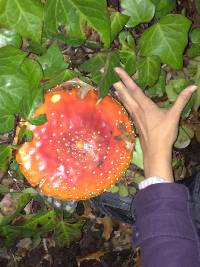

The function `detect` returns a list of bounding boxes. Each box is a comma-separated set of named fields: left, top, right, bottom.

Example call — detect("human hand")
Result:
left=113, top=67, right=197, bottom=182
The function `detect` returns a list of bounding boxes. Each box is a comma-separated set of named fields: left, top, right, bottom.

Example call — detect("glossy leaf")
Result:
left=139, top=15, right=191, bottom=69
left=0, top=115, right=15, bottom=134
left=0, top=0, right=43, bottom=43
left=54, top=220, right=84, bottom=247
left=148, top=70, right=166, bottom=96
left=110, top=12, right=128, bottom=42
left=0, top=66, right=30, bottom=115
left=132, top=138, right=144, bottom=169
left=175, top=125, right=194, bottom=149
left=43, top=0, right=86, bottom=46
left=136, top=56, right=161, bottom=87
left=38, top=43, right=68, bottom=79
left=81, top=51, right=120, bottom=97
left=0, top=145, right=12, bottom=172
left=0, top=45, right=27, bottom=68
left=152, top=0, right=176, bottom=18
left=0, top=28, right=22, bottom=48
left=68, top=0, right=111, bottom=48
left=121, top=0, right=155, bottom=27
left=21, top=58, right=43, bottom=89
left=28, top=114, right=47, bottom=126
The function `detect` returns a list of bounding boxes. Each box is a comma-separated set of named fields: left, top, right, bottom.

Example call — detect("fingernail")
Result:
left=114, top=67, right=120, bottom=74
left=189, top=85, right=198, bottom=92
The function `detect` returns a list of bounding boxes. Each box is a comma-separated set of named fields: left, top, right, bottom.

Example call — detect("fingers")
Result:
left=113, top=80, right=139, bottom=113
left=170, top=85, right=197, bottom=120
left=114, top=67, right=151, bottom=104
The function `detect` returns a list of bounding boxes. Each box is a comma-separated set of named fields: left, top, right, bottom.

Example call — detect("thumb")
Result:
left=170, top=85, right=197, bottom=120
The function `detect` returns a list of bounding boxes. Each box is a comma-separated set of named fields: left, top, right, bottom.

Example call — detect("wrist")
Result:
left=144, top=150, right=174, bottom=182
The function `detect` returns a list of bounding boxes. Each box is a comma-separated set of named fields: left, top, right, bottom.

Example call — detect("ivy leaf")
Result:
left=21, top=87, right=44, bottom=121
left=54, top=220, right=84, bottom=247
left=0, top=0, right=43, bottom=43
left=139, top=15, right=191, bottom=69
left=132, top=138, right=144, bottom=169
left=44, top=0, right=111, bottom=48
left=43, top=0, right=86, bottom=46
left=166, top=79, right=195, bottom=117
left=21, top=58, right=43, bottom=89
left=81, top=52, right=120, bottom=98
left=121, top=0, right=155, bottom=27
left=0, top=66, right=30, bottom=115
left=28, top=114, right=47, bottom=126
left=110, top=12, right=129, bottom=43
left=152, top=0, right=176, bottom=18
left=0, top=45, right=27, bottom=68
left=175, top=125, right=194, bottom=149
left=119, top=32, right=136, bottom=75
left=194, top=64, right=200, bottom=111
left=148, top=70, right=166, bottom=96
left=0, top=193, right=33, bottom=226
left=0, top=145, right=12, bottom=172
left=18, top=126, right=33, bottom=142
left=68, top=0, right=111, bottom=48
left=136, top=56, right=161, bottom=88
left=22, top=210, right=57, bottom=234
left=42, top=69, right=77, bottom=90
left=0, top=28, right=22, bottom=48
left=0, top=115, right=15, bottom=134
left=38, top=43, right=68, bottom=79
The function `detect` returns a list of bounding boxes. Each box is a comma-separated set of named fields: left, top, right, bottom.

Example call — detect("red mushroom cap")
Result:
left=16, top=80, right=134, bottom=200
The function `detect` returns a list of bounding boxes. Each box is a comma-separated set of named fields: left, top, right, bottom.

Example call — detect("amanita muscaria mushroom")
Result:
left=16, top=79, right=134, bottom=200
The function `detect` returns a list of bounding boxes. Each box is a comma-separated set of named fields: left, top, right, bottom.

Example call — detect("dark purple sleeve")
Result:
left=132, top=183, right=200, bottom=267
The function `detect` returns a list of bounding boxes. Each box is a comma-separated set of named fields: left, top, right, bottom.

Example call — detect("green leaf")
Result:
left=22, top=210, right=57, bottom=233
left=166, top=79, right=192, bottom=102
left=0, top=145, right=12, bottom=171
left=118, top=184, right=129, bottom=197
left=148, top=70, right=166, bottom=96
left=21, top=58, right=43, bottom=89
left=187, top=44, right=200, bottom=58
left=43, top=0, right=86, bottom=46
left=166, top=79, right=195, bottom=117
left=0, top=184, right=9, bottom=194
left=110, top=12, right=128, bottom=43
left=42, top=69, right=77, bottom=90
left=0, top=28, right=22, bottom=48
left=0, top=66, right=30, bottom=115
left=151, top=0, right=176, bottom=18
left=107, top=185, right=119, bottom=193
left=119, top=32, right=136, bottom=75
left=81, top=51, right=120, bottom=98
left=0, top=0, right=43, bottom=43
left=121, top=0, right=155, bottom=27
left=194, top=64, right=200, bottom=111
left=134, top=173, right=144, bottom=184
left=138, top=15, right=192, bottom=69
left=136, top=56, right=161, bottom=88
left=18, top=125, right=33, bottom=142
left=0, top=193, right=33, bottom=226
left=38, top=43, right=68, bottom=79
left=44, top=0, right=111, bottom=48
left=28, top=114, right=47, bottom=126
left=191, top=28, right=200, bottom=44
left=21, top=88, right=44, bottom=120
left=68, top=0, right=111, bottom=48
left=195, top=0, right=200, bottom=14
left=54, top=220, right=84, bottom=247
left=0, top=45, right=27, bottom=68
left=0, top=115, right=15, bottom=134
left=175, top=125, right=194, bottom=149
left=132, top=138, right=144, bottom=169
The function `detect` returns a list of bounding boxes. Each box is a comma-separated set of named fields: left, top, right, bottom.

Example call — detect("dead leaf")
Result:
left=0, top=193, right=17, bottom=215
left=76, top=250, right=105, bottom=267
left=96, top=216, right=113, bottom=241
left=16, top=238, right=32, bottom=250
